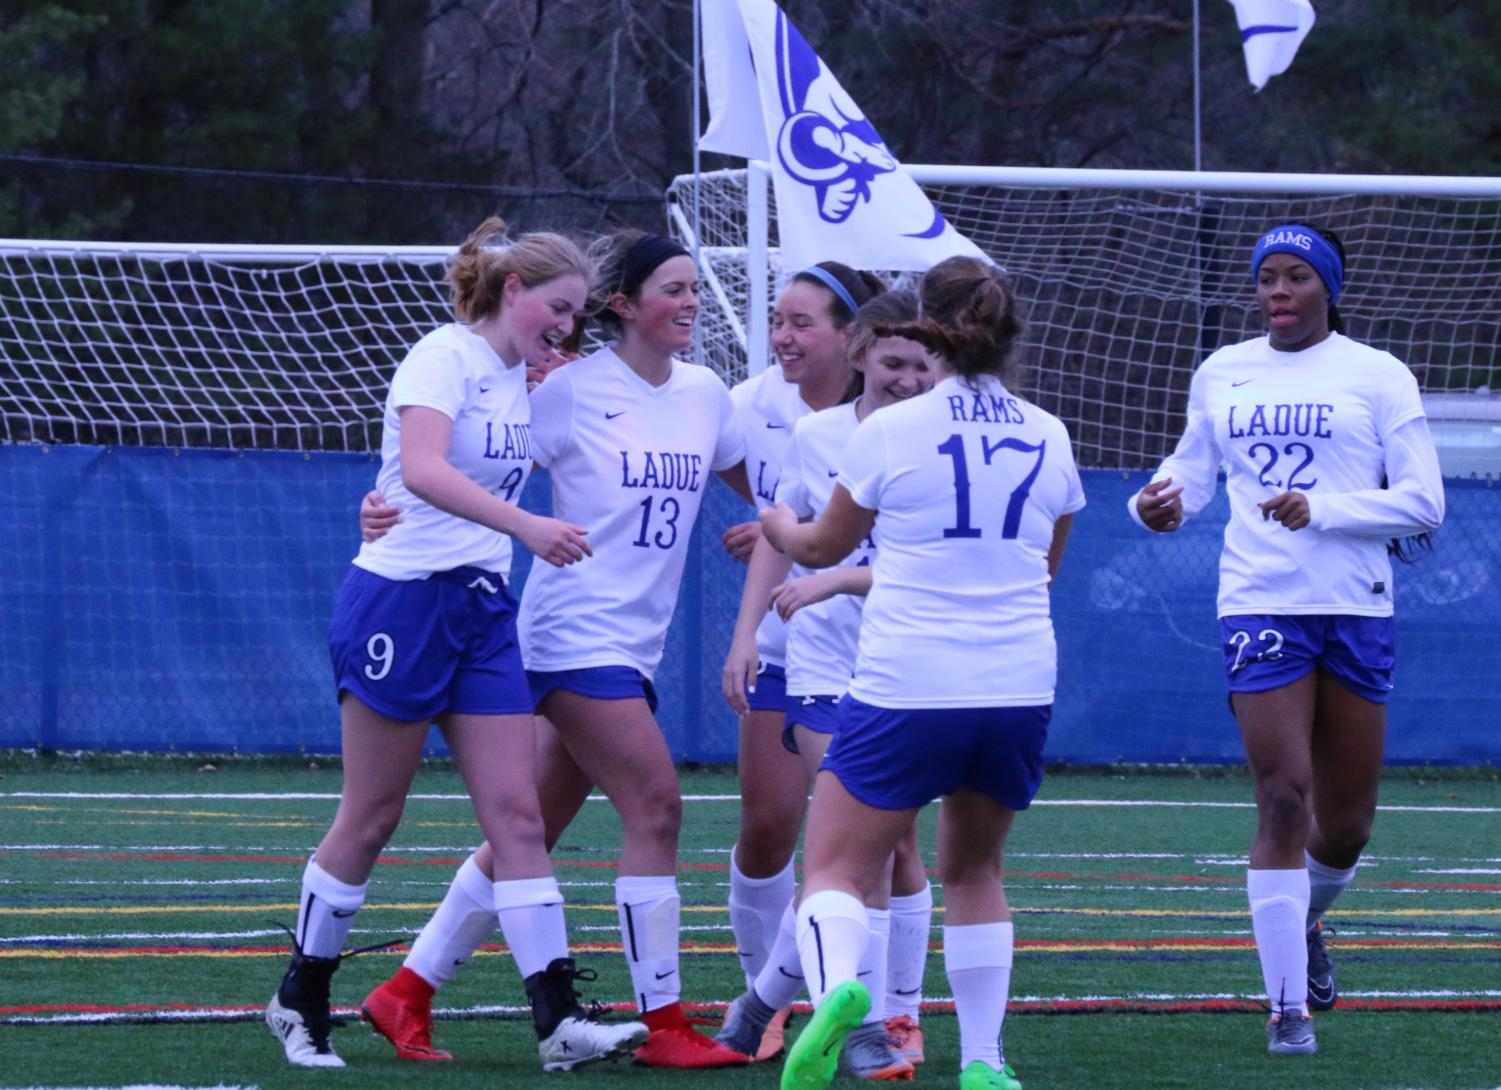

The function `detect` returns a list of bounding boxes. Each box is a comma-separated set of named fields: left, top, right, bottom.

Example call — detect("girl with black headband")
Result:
left=717, top=260, right=895, bottom=1062
left=358, top=229, right=755, bottom=1070
left=1131, top=223, right=1445, bottom=1056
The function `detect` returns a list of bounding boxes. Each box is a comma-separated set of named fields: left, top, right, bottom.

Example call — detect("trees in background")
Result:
left=2, top=0, right=1497, bottom=242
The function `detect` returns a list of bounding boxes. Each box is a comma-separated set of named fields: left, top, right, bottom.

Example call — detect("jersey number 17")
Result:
left=937, top=433, right=1046, bottom=541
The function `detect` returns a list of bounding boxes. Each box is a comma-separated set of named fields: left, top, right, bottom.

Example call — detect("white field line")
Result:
left=10, top=989, right=1501, bottom=1026
left=8, top=790, right=1501, bottom=814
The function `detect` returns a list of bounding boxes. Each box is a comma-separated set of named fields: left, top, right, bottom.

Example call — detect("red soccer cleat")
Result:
left=361, top=968, right=453, bottom=1062
left=885, top=1014, right=925, bottom=1065
left=632, top=1002, right=750, bottom=1069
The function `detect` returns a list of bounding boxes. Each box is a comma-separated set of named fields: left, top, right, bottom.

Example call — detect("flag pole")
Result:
left=690, top=0, right=704, bottom=366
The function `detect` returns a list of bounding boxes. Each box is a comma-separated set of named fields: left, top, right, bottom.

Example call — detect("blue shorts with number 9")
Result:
left=1220, top=613, right=1395, bottom=704
left=329, top=565, right=534, bottom=722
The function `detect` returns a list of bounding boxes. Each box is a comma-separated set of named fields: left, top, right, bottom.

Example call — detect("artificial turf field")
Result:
left=2, top=758, right=1499, bottom=1090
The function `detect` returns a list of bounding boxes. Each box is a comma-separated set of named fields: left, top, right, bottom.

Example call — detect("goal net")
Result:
left=668, top=166, right=1501, bottom=470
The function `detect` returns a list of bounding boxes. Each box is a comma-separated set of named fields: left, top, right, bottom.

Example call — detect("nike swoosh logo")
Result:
left=893, top=986, right=921, bottom=996
left=605, top=410, right=627, bottom=420
left=479, top=385, right=493, bottom=393
left=766, top=422, right=786, bottom=429
left=827, top=470, right=839, bottom=478
left=1231, top=379, right=1254, bottom=387
left=654, top=969, right=677, bottom=980
left=777, top=967, right=804, bottom=980
left=331, top=908, right=358, bottom=918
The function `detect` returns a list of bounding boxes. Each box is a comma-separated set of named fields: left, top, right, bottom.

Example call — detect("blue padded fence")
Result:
left=2, top=445, right=1497, bottom=763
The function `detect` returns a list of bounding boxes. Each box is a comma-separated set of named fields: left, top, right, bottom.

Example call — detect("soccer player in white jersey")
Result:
left=264, top=218, right=632, bottom=1070
left=1131, top=224, right=1444, bottom=1056
left=762, top=257, right=1085, bottom=1090
left=359, top=231, right=754, bottom=1069
left=722, top=262, right=886, bottom=1058
left=717, top=290, right=936, bottom=1079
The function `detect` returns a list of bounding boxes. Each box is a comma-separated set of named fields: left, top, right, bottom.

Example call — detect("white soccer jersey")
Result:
left=730, top=364, right=815, bottom=667
left=1129, top=333, right=1445, bottom=618
left=518, top=348, right=746, bottom=679
left=355, top=323, right=533, bottom=581
left=779, top=402, right=873, bottom=696
left=839, top=374, right=1086, bottom=709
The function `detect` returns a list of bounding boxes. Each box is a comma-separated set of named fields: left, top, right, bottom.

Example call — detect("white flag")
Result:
left=699, top=0, right=984, bottom=271
left=1227, top=0, right=1315, bottom=91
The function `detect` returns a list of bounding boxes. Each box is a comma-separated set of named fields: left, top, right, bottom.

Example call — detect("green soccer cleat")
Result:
left=780, top=980, right=871, bottom=1090
left=959, top=1058, right=1023, bottom=1090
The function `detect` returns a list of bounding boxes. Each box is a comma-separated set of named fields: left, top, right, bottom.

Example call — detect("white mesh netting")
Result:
left=669, top=169, right=1501, bottom=469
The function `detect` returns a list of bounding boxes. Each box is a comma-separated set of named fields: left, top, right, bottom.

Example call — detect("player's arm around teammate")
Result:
left=361, top=232, right=752, bottom=1070
left=266, top=218, right=601, bottom=1070
left=1130, top=223, right=1444, bottom=1056
left=715, top=291, right=938, bottom=1077
left=721, top=264, right=888, bottom=1014
left=762, top=258, right=1084, bottom=1090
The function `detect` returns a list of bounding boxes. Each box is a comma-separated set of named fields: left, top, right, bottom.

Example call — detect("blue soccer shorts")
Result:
left=1220, top=613, right=1395, bottom=704
left=329, top=565, right=533, bottom=722
left=822, top=697, right=1051, bottom=812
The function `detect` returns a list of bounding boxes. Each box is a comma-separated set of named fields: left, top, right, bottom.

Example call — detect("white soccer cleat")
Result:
left=539, top=1013, right=649, bottom=1072
left=267, top=992, right=346, bottom=1068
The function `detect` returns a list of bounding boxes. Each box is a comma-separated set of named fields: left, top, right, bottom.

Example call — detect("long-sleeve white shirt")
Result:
left=1128, top=333, right=1445, bottom=617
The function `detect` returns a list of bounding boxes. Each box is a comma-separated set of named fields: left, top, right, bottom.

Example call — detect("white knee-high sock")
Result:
left=752, top=900, right=806, bottom=1009
left=616, top=875, right=681, bottom=1012
left=403, top=853, right=498, bottom=989
left=857, top=908, right=891, bottom=1024
left=295, top=857, right=366, bottom=959
left=1305, top=850, right=1357, bottom=929
left=1248, top=868, right=1310, bottom=1015
left=887, top=884, right=933, bottom=1021
left=796, top=889, right=869, bottom=1005
left=495, top=876, right=569, bottom=980
left=945, top=921, right=1014, bottom=1071
left=728, top=848, right=797, bottom=988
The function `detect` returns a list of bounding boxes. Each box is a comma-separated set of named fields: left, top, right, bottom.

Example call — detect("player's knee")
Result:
left=626, top=783, right=682, bottom=846
left=479, top=795, right=547, bottom=851
left=1257, top=779, right=1312, bottom=843
left=737, top=812, right=799, bottom=871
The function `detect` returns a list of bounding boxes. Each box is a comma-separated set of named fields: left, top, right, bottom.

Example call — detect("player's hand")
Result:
left=1137, top=477, right=1184, bottom=533
left=518, top=514, right=592, bottom=567
left=526, top=345, right=579, bottom=391
left=769, top=573, right=834, bottom=621
left=360, top=490, right=402, bottom=542
left=1259, top=490, right=1311, bottom=531
left=722, top=520, right=761, bottom=563
left=759, top=502, right=798, bottom=553
left=721, top=635, right=759, bottom=717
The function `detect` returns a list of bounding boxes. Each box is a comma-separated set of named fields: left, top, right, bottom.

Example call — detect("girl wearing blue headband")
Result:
left=1131, top=222, right=1445, bottom=1058
left=719, top=259, right=900, bottom=1064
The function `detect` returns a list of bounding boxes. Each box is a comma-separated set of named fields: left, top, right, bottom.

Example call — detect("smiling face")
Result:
left=770, top=280, right=851, bottom=388
left=614, top=254, right=700, bottom=356
left=496, top=272, right=589, bottom=367
left=856, top=335, right=934, bottom=412
left=1256, top=253, right=1331, bottom=352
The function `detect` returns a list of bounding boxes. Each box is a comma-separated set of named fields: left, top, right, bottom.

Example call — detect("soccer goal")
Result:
left=668, top=164, right=1501, bottom=471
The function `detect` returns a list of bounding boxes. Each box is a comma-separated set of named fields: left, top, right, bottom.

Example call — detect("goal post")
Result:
left=668, top=164, right=1501, bottom=470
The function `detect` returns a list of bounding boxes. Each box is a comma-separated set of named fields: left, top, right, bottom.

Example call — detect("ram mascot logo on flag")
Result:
left=772, top=14, right=897, bottom=226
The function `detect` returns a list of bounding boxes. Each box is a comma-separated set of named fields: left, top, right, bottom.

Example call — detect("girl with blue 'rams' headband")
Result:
left=1130, top=223, right=1445, bottom=1058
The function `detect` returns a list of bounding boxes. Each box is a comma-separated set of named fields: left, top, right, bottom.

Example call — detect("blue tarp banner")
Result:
left=2, top=445, right=1496, bottom=763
